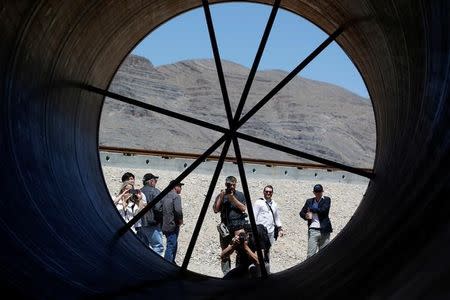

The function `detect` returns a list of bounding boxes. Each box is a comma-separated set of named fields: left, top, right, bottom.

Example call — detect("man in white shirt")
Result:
left=253, top=185, right=284, bottom=263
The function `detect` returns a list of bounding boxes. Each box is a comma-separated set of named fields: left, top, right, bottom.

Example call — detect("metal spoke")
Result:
left=237, top=132, right=374, bottom=179
left=236, top=25, right=345, bottom=129
left=181, top=138, right=232, bottom=271
left=84, top=84, right=229, bottom=134
left=202, top=0, right=234, bottom=128
left=97, top=0, right=370, bottom=282
left=232, top=136, right=268, bottom=277
left=233, top=0, right=280, bottom=123
left=118, top=134, right=228, bottom=235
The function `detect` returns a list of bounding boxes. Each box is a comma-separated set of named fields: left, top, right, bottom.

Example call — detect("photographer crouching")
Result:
left=213, top=176, right=248, bottom=275
left=221, top=224, right=271, bottom=279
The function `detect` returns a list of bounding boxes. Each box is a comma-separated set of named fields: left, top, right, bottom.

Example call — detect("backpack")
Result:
left=244, top=223, right=271, bottom=252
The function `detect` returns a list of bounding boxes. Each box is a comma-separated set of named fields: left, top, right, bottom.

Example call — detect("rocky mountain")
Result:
left=100, top=55, right=375, bottom=168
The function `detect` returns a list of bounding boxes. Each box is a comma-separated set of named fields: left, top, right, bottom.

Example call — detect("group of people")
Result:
left=113, top=172, right=183, bottom=264
left=213, top=176, right=333, bottom=279
left=112, top=172, right=333, bottom=276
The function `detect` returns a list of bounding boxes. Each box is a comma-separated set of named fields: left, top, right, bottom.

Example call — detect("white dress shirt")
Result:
left=253, top=197, right=282, bottom=234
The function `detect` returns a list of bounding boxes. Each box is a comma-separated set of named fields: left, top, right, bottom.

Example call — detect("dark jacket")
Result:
left=140, top=185, right=163, bottom=226
left=161, top=190, right=183, bottom=234
left=299, top=196, right=332, bottom=233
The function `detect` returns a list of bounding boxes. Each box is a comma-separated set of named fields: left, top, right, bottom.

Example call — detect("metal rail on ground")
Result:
left=99, top=145, right=373, bottom=173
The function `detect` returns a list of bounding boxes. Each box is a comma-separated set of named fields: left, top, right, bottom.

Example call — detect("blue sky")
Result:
left=132, top=3, right=369, bottom=98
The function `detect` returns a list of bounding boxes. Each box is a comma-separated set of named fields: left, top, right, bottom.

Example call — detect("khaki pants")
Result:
left=307, top=228, right=330, bottom=258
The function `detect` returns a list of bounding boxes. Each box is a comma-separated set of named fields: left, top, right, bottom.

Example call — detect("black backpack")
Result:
left=244, top=223, right=271, bottom=252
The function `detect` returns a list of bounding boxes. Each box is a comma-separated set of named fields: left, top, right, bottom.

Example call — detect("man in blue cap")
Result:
left=299, top=184, right=333, bottom=258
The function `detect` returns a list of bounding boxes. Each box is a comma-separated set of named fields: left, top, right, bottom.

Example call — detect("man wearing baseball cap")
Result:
left=299, top=184, right=333, bottom=258
left=140, top=173, right=164, bottom=256
left=161, top=180, right=184, bottom=263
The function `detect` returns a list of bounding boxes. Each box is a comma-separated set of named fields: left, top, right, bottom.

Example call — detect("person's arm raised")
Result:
left=114, top=190, right=129, bottom=205
left=220, top=236, right=238, bottom=259
left=244, top=242, right=259, bottom=265
left=228, top=193, right=246, bottom=212
left=213, top=190, right=225, bottom=213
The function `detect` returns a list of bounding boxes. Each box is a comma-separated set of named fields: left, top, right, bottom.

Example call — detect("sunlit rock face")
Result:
left=101, top=54, right=375, bottom=168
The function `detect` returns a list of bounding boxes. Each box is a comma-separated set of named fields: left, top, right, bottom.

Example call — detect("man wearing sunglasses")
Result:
left=253, top=185, right=284, bottom=264
left=299, top=184, right=332, bottom=258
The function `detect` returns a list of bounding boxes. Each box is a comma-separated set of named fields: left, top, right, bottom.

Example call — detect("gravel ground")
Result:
left=102, top=165, right=368, bottom=278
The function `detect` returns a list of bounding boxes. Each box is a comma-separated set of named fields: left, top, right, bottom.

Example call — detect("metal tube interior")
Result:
left=0, top=0, right=449, bottom=298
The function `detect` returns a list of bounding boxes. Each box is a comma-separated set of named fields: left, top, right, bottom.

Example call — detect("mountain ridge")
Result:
left=100, top=54, right=375, bottom=168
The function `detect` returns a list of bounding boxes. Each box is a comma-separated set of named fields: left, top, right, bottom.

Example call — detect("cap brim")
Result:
left=171, top=182, right=184, bottom=186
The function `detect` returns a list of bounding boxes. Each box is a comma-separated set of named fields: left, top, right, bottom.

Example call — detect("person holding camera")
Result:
left=119, top=172, right=148, bottom=243
left=299, top=184, right=333, bottom=258
left=113, top=182, right=146, bottom=234
left=220, top=228, right=259, bottom=279
left=213, top=176, right=248, bottom=275
left=253, top=185, right=284, bottom=263
left=140, top=173, right=164, bottom=256
left=221, top=224, right=271, bottom=279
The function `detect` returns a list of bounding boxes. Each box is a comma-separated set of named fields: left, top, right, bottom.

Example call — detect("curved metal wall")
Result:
left=0, top=0, right=449, bottom=298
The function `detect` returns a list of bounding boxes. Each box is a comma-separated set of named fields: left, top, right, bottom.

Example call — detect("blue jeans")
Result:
left=141, top=225, right=164, bottom=256
left=164, top=227, right=179, bottom=263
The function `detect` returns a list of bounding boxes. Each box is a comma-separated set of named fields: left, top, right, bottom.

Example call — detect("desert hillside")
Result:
left=100, top=55, right=375, bottom=168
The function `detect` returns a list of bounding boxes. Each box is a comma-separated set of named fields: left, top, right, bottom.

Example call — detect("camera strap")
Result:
left=222, top=194, right=229, bottom=225
left=263, top=198, right=277, bottom=229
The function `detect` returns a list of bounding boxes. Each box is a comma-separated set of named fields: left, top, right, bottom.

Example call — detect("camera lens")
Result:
left=238, top=232, right=246, bottom=243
